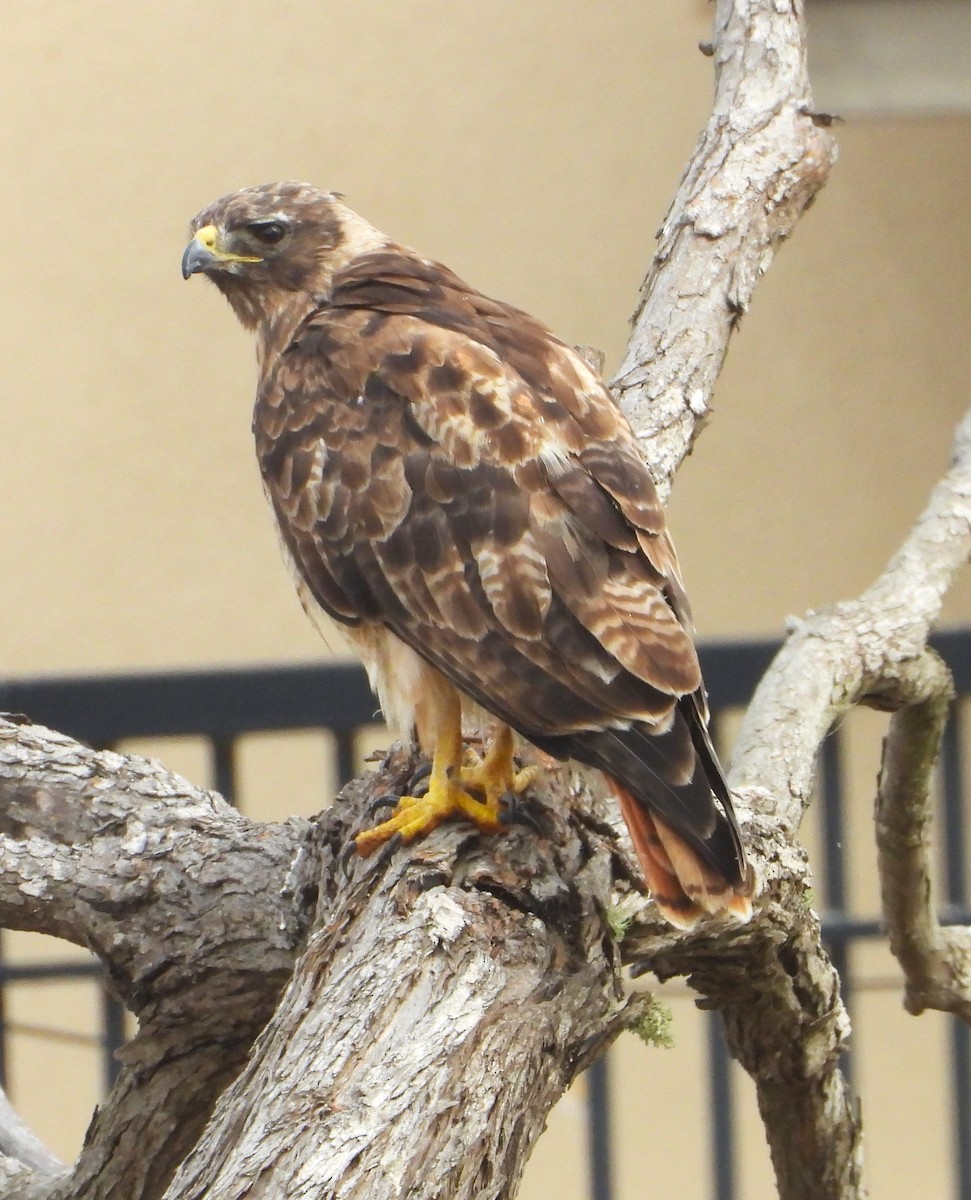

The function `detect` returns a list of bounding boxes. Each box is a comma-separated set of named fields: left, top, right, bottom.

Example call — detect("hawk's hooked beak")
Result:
left=181, top=224, right=262, bottom=279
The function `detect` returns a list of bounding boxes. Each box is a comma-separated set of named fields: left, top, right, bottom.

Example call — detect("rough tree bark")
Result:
left=0, top=734, right=643, bottom=1200
left=1, top=2, right=965, bottom=1199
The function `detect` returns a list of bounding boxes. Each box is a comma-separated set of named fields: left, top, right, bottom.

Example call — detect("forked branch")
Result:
left=684, top=408, right=971, bottom=1198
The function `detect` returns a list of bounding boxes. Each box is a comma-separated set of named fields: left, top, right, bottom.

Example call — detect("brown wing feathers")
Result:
left=299, top=272, right=751, bottom=920
left=290, top=252, right=750, bottom=921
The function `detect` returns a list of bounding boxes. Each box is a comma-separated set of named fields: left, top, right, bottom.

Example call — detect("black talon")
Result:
left=339, top=837, right=361, bottom=877
left=498, top=791, right=543, bottom=833
left=406, top=762, right=433, bottom=795
left=365, top=792, right=400, bottom=819
left=340, top=826, right=404, bottom=878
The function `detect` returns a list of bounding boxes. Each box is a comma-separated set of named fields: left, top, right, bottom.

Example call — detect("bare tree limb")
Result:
left=0, top=1154, right=56, bottom=1200
left=605, top=2, right=865, bottom=1192
left=875, top=651, right=971, bottom=1022
left=732, top=407, right=971, bottom=828
left=0, top=722, right=311, bottom=957
left=161, top=763, right=647, bottom=1200
left=637, top=399, right=971, bottom=1196
left=0, top=720, right=319, bottom=1200
left=613, top=0, right=837, bottom=496
left=0, top=729, right=645, bottom=1200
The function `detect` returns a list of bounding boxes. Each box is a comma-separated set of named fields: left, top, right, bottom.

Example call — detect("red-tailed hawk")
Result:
left=183, top=181, right=752, bottom=927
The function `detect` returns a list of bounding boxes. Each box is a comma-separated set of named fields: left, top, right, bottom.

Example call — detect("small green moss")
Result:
left=606, top=893, right=642, bottom=943
left=632, top=994, right=675, bottom=1050
left=606, top=905, right=633, bottom=942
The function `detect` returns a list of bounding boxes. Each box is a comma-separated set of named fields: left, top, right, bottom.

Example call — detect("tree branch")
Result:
left=0, top=719, right=319, bottom=1200
left=161, top=763, right=646, bottom=1200
left=875, top=651, right=971, bottom=1022
left=633, top=398, right=971, bottom=1197
left=731, top=407, right=971, bottom=827
left=608, top=4, right=855, bottom=1188
left=0, top=1155, right=56, bottom=1200
left=0, top=728, right=646, bottom=1200
left=613, top=0, right=837, bottom=496
left=0, top=727, right=646, bottom=1200
left=0, top=722, right=311, bottom=960
left=0, top=1087, right=62, bottom=1176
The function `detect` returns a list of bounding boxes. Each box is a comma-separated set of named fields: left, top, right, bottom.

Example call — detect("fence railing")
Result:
left=1, top=629, right=969, bottom=1198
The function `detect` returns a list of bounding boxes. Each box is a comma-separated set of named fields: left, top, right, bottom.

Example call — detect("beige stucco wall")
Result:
left=1, top=3, right=969, bottom=1196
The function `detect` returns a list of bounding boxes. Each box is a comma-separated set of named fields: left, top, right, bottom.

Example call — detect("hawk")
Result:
left=182, top=181, right=752, bottom=927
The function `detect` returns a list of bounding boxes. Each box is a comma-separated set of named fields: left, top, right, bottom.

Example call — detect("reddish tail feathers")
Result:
left=613, top=782, right=752, bottom=929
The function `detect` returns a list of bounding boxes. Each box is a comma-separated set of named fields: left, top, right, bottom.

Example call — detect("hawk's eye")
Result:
left=248, top=220, right=288, bottom=245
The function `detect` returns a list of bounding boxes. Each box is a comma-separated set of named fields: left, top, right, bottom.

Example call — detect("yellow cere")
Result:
left=193, top=224, right=263, bottom=264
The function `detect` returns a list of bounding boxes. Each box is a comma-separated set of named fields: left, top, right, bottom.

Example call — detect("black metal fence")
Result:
left=1, top=631, right=969, bottom=1197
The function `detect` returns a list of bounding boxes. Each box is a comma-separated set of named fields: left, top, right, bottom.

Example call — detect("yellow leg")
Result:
left=355, top=708, right=538, bottom=858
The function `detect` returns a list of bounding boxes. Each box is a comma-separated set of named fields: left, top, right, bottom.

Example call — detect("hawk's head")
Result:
left=182, top=182, right=386, bottom=328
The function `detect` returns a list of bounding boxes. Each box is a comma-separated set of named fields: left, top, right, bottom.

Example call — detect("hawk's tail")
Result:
left=612, top=782, right=752, bottom=928
left=539, top=700, right=753, bottom=928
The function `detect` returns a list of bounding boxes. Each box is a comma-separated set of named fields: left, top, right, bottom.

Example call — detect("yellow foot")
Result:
left=459, top=725, right=539, bottom=808
left=354, top=725, right=538, bottom=858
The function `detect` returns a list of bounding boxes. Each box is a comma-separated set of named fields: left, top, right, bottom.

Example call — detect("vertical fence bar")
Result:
left=211, top=736, right=238, bottom=806
left=101, top=986, right=126, bottom=1091
left=950, top=1025, right=971, bottom=1200
left=819, top=733, right=849, bottom=929
left=818, top=733, right=853, bottom=1083
left=942, top=707, right=969, bottom=912
left=586, top=1055, right=613, bottom=1200
left=708, top=1012, right=737, bottom=1200
left=941, top=707, right=971, bottom=1199
left=706, top=708, right=738, bottom=1200
left=334, top=729, right=357, bottom=789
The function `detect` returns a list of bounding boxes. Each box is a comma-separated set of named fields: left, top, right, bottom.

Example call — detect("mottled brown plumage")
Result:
left=183, top=181, right=753, bottom=926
